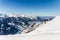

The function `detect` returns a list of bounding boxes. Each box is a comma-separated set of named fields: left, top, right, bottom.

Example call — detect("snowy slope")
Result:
left=28, top=16, right=60, bottom=34
left=0, top=33, right=60, bottom=40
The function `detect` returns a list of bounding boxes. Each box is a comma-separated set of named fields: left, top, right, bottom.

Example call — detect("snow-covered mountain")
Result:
left=0, top=13, right=54, bottom=35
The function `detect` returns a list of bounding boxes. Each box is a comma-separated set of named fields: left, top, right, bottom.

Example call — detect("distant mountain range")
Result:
left=0, top=13, right=55, bottom=35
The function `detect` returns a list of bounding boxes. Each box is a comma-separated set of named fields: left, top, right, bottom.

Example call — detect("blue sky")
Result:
left=0, top=0, right=60, bottom=16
